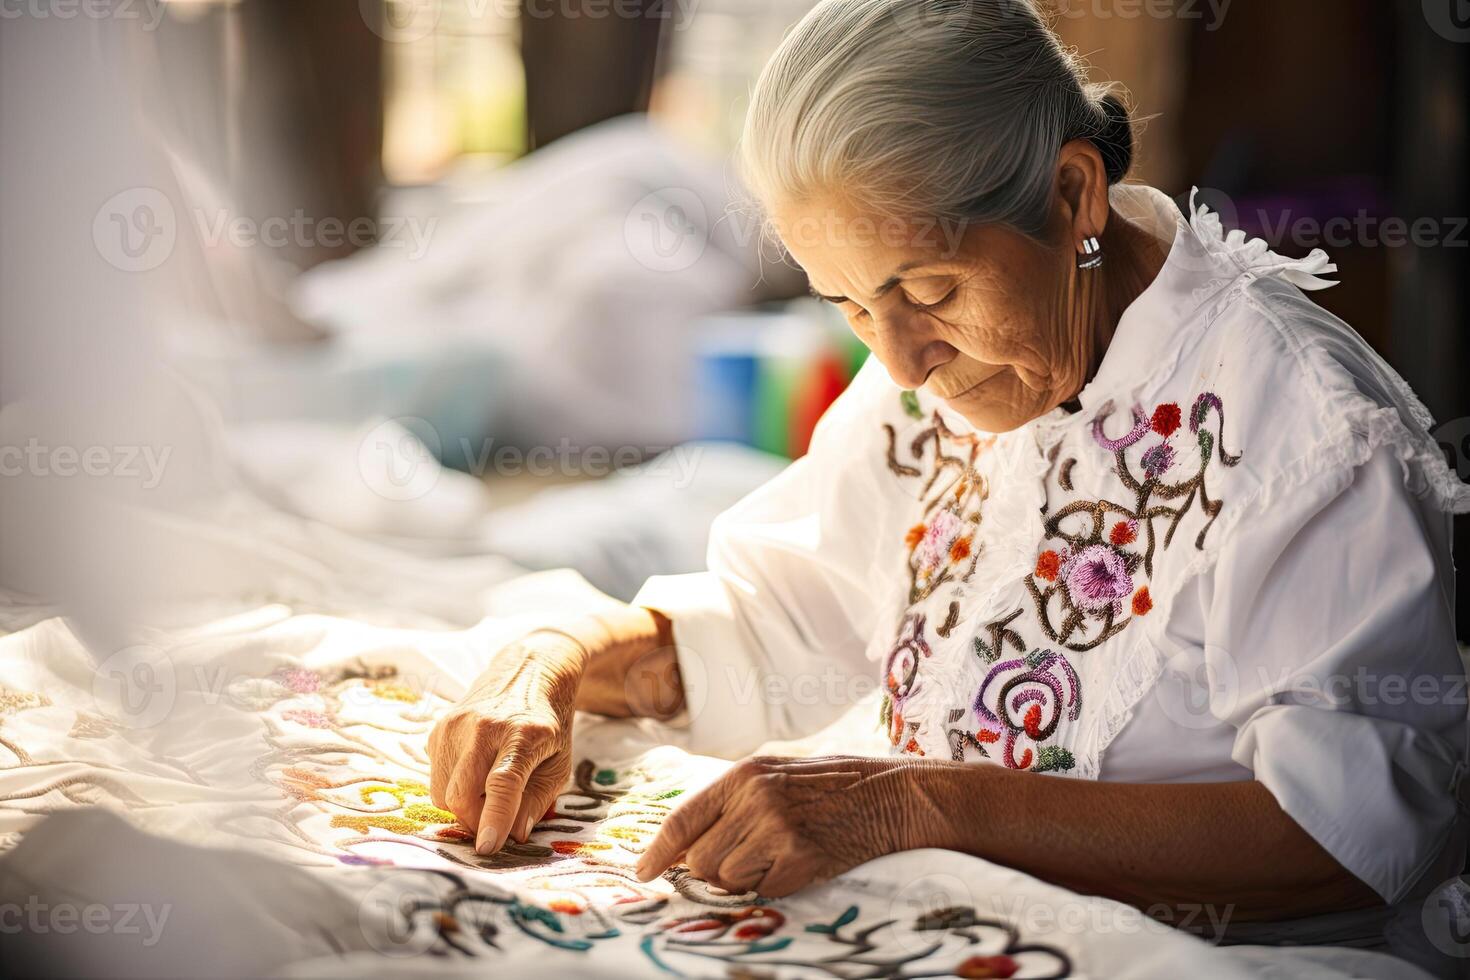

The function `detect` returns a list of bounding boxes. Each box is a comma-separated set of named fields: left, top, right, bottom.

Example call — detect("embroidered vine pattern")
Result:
left=880, top=390, right=1241, bottom=775
left=1027, top=392, right=1240, bottom=653
left=885, top=405, right=995, bottom=605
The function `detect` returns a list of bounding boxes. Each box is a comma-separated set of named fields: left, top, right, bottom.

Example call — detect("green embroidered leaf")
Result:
left=900, top=390, right=923, bottom=419
left=514, top=901, right=565, bottom=933
left=973, top=636, right=999, bottom=663
left=878, top=693, right=893, bottom=731
left=594, top=768, right=617, bottom=786
left=652, top=788, right=684, bottom=800
left=1198, top=429, right=1214, bottom=464
left=1024, top=648, right=1048, bottom=669
left=806, top=905, right=860, bottom=934
left=1034, top=746, right=1076, bottom=773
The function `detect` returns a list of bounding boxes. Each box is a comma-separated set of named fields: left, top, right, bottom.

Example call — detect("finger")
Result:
left=715, top=828, right=774, bottom=895
left=509, top=758, right=568, bottom=843
left=762, top=756, right=890, bottom=777
left=635, top=772, right=734, bottom=880
left=783, top=772, right=863, bottom=792
left=752, top=851, right=818, bottom=898
left=428, top=726, right=451, bottom=810
left=445, top=747, right=498, bottom=832
left=476, top=746, right=540, bottom=855
left=684, top=812, right=754, bottom=887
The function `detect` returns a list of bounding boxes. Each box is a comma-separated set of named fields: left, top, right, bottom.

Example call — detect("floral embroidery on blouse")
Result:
left=1027, top=391, right=1241, bottom=653
left=878, top=390, right=1243, bottom=773
left=884, top=404, right=995, bottom=604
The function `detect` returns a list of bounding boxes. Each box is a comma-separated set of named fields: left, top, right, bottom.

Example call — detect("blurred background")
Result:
left=1, top=0, right=1467, bottom=639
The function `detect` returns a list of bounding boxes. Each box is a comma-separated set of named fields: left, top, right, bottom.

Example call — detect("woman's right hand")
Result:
left=427, top=629, right=589, bottom=855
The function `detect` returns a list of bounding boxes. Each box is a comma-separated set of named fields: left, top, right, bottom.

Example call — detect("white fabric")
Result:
left=633, top=185, right=1470, bottom=908
left=0, top=591, right=1432, bottom=979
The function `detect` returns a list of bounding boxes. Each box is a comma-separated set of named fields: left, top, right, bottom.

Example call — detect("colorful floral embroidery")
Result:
left=1057, top=545, right=1133, bottom=615
left=880, top=389, right=1241, bottom=774
left=1151, top=401, right=1182, bottom=437
left=885, top=407, right=993, bottom=604
left=1028, top=391, right=1241, bottom=652
left=972, top=649, right=1080, bottom=772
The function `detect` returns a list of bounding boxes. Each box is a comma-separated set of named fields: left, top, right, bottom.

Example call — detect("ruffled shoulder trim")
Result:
left=1187, top=187, right=1340, bottom=291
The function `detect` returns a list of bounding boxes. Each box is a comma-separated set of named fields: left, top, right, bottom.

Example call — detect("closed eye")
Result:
left=907, top=286, right=956, bottom=312
left=813, top=292, right=871, bottom=322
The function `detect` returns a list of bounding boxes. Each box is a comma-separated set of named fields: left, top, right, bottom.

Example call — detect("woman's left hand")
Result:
left=634, top=755, right=925, bottom=897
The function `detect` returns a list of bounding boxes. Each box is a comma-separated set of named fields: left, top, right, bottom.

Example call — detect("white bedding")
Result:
left=0, top=573, right=1435, bottom=979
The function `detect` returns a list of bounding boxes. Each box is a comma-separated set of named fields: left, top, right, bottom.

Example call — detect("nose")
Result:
left=868, top=310, right=955, bottom=390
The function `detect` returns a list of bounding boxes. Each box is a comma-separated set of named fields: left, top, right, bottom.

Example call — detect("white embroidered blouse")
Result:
left=635, top=186, right=1470, bottom=906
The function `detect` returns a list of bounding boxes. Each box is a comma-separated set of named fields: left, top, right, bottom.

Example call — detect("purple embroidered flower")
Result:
left=1140, top=440, right=1176, bottom=479
left=1058, top=544, right=1133, bottom=613
left=1091, top=402, right=1150, bottom=452
left=916, top=509, right=961, bottom=573
left=272, top=667, right=321, bottom=694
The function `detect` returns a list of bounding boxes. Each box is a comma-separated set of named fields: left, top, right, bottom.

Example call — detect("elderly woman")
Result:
left=430, top=0, right=1470, bottom=929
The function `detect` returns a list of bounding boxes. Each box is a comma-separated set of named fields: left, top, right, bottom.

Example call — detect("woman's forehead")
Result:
left=771, top=199, right=978, bottom=297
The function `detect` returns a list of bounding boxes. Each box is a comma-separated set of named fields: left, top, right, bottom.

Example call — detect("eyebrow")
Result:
left=808, top=260, right=945, bottom=304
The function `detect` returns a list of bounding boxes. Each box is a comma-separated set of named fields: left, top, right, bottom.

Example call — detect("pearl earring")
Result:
left=1078, top=236, right=1103, bottom=270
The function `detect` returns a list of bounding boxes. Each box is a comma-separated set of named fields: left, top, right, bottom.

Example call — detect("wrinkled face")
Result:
left=772, top=193, right=1091, bottom=432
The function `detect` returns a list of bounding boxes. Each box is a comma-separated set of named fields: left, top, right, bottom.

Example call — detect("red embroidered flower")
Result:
left=1132, top=586, right=1153, bottom=616
left=548, top=899, right=583, bottom=915
left=957, top=954, right=1020, bottom=979
left=905, top=523, right=927, bottom=549
left=975, top=728, right=1000, bottom=744
left=1109, top=520, right=1138, bottom=546
left=904, top=737, right=925, bottom=756
left=1151, top=402, right=1182, bottom=437
left=1035, top=549, right=1062, bottom=581
left=950, top=537, right=972, bottom=562
left=1023, top=703, right=1043, bottom=739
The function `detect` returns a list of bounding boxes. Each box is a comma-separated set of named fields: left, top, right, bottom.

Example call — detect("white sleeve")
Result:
left=632, top=360, right=894, bottom=758
left=1205, top=446, right=1466, bottom=903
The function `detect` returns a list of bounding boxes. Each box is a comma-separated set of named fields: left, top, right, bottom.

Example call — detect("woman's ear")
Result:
left=1054, top=138, right=1112, bottom=249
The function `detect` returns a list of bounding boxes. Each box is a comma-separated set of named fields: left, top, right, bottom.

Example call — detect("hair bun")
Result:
left=1093, top=93, right=1134, bottom=184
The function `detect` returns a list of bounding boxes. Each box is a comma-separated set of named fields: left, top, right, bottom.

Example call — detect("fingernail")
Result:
left=475, top=830, right=493, bottom=855
left=521, top=815, right=535, bottom=840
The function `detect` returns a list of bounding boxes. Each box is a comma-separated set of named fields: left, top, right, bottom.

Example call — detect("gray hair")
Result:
left=739, top=0, right=1134, bottom=240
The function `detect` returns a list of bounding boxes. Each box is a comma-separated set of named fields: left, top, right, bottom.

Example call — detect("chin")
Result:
left=941, top=383, right=1043, bottom=433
